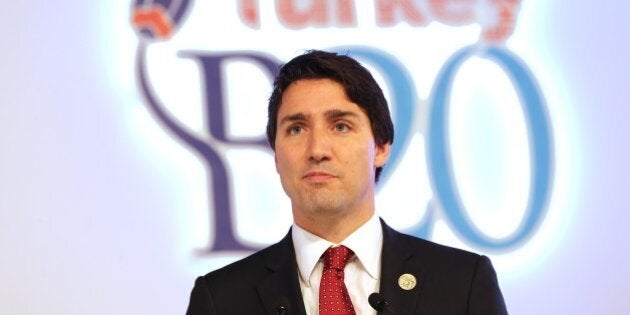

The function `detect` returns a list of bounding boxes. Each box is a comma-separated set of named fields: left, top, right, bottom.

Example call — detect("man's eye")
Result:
left=334, top=123, right=350, bottom=132
left=288, top=125, right=303, bottom=135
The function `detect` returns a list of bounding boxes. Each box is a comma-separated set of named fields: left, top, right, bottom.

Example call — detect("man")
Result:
left=186, top=50, right=508, bottom=314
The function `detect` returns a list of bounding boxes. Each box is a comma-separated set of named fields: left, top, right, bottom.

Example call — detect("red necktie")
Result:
left=319, top=246, right=356, bottom=315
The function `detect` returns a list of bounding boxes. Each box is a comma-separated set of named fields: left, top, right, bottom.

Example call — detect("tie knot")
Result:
left=322, top=245, right=354, bottom=270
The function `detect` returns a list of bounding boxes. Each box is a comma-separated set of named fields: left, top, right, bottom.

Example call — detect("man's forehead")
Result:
left=280, top=78, right=347, bottom=101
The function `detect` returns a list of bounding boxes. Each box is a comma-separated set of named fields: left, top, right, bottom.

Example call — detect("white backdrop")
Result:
left=1, top=1, right=629, bottom=314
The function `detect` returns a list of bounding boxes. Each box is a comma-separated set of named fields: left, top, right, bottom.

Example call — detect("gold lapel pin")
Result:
left=398, top=273, right=417, bottom=290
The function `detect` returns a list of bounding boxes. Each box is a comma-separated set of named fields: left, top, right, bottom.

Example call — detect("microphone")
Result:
left=275, top=296, right=290, bottom=315
left=368, top=292, right=400, bottom=315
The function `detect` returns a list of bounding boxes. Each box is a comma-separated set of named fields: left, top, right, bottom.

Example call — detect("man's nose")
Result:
left=307, top=127, right=331, bottom=162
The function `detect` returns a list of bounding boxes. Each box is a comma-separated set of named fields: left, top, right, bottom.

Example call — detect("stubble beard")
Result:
left=298, top=184, right=372, bottom=217
left=294, top=186, right=351, bottom=222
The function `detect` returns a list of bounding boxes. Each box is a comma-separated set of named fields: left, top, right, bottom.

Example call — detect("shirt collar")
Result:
left=292, top=214, right=383, bottom=286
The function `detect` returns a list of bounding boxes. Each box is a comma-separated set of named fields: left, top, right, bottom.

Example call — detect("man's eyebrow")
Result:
left=325, top=109, right=359, bottom=120
left=279, top=113, right=308, bottom=125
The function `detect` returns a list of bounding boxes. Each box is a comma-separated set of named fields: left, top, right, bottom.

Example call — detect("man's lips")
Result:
left=302, top=171, right=336, bottom=182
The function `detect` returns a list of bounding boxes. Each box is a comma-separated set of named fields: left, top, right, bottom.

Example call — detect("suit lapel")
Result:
left=379, top=220, right=426, bottom=314
left=256, top=230, right=307, bottom=315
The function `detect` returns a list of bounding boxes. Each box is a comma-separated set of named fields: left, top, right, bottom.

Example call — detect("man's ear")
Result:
left=374, top=142, right=391, bottom=168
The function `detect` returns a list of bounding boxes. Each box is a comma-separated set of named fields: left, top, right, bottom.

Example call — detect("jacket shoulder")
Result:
left=201, top=237, right=290, bottom=288
left=187, top=235, right=298, bottom=315
left=382, top=221, right=483, bottom=270
left=399, top=232, right=482, bottom=267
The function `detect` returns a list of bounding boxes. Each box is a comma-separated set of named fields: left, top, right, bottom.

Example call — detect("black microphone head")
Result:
left=275, top=296, right=290, bottom=314
left=368, top=292, right=388, bottom=311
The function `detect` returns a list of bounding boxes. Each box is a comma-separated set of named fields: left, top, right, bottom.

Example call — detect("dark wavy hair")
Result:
left=266, top=50, right=394, bottom=181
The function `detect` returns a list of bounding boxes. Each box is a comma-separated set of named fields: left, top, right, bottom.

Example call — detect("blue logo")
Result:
left=131, top=1, right=553, bottom=253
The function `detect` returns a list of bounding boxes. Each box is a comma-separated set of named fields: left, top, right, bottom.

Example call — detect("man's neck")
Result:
left=293, top=208, right=374, bottom=243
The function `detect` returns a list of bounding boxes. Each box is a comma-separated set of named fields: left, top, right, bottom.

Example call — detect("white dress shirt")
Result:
left=292, top=214, right=383, bottom=315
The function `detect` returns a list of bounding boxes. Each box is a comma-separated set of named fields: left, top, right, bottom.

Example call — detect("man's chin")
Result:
left=301, top=195, right=344, bottom=215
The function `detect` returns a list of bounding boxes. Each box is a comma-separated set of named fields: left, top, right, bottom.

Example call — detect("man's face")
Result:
left=274, top=78, right=391, bottom=224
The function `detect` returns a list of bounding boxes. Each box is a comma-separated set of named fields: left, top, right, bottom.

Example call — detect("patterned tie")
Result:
left=319, top=245, right=356, bottom=315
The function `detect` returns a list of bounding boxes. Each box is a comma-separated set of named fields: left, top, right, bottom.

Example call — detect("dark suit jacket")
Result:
left=186, top=220, right=507, bottom=314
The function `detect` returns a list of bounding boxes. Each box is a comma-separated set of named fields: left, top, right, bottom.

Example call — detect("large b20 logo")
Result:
left=131, top=0, right=553, bottom=253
